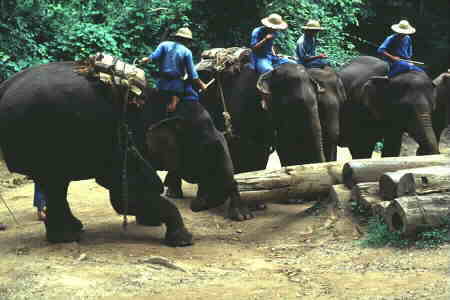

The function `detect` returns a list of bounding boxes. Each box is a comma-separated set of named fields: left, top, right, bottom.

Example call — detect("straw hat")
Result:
left=302, top=20, right=325, bottom=31
left=261, top=14, right=288, bottom=30
left=391, top=20, right=416, bottom=35
left=174, top=27, right=193, bottom=40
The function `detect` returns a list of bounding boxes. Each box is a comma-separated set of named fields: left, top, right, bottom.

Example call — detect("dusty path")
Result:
left=0, top=143, right=449, bottom=300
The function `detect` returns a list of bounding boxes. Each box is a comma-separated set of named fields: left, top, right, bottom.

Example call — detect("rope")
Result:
left=216, top=73, right=234, bottom=138
left=0, top=191, right=19, bottom=225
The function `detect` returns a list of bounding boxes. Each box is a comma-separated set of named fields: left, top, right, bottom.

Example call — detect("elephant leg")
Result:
left=227, top=183, right=254, bottom=221
left=164, top=172, right=183, bottom=198
left=381, top=131, right=403, bottom=157
left=349, top=139, right=375, bottom=159
left=138, top=194, right=193, bottom=246
left=40, top=179, right=83, bottom=243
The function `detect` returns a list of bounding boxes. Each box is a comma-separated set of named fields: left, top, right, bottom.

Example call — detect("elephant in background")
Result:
left=432, top=71, right=450, bottom=149
left=257, top=63, right=346, bottom=166
left=338, top=56, right=440, bottom=158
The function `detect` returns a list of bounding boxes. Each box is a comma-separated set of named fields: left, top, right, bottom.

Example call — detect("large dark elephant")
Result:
left=0, top=61, right=240, bottom=245
left=257, top=63, right=345, bottom=165
left=339, top=56, right=440, bottom=158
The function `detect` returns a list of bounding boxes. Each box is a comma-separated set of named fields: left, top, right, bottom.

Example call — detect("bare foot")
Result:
left=37, top=210, right=47, bottom=221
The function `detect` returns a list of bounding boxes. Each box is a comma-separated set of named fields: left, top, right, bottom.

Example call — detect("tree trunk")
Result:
left=342, top=154, right=450, bottom=188
left=328, top=184, right=353, bottom=217
left=383, top=193, right=450, bottom=236
left=379, top=165, right=450, bottom=200
left=236, top=161, right=344, bottom=203
left=351, top=182, right=383, bottom=211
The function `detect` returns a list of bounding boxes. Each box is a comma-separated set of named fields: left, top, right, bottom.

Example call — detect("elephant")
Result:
left=432, top=71, right=450, bottom=148
left=338, top=56, right=440, bottom=158
left=0, top=61, right=243, bottom=245
left=257, top=63, right=346, bottom=166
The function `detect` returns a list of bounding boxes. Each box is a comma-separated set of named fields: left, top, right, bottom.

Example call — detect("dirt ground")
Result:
left=1, top=135, right=449, bottom=300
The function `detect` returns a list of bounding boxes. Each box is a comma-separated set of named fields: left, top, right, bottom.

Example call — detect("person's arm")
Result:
left=140, top=43, right=164, bottom=64
left=406, top=36, right=412, bottom=59
left=297, top=38, right=326, bottom=62
left=250, top=28, right=274, bottom=51
left=377, top=35, right=400, bottom=62
left=185, top=52, right=207, bottom=91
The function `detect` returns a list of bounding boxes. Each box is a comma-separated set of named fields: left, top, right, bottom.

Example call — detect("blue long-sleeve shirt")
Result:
left=296, top=34, right=316, bottom=65
left=149, top=41, right=199, bottom=93
left=377, top=34, right=412, bottom=62
left=250, top=26, right=279, bottom=58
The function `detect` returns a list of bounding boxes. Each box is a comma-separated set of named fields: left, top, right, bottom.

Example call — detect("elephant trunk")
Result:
left=308, top=103, right=326, bottom=163
left=413, top=112, right=440, bottom=155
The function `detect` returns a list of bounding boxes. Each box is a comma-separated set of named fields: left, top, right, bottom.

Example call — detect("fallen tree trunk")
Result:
left=379, top=165, right=450, bottom=200
left=328, top=184, right=353, bottom=217
left=351, top=182, right=383, bottom=211
left=342, top=154, right=450, bottom=188
left=383, top=193, right=450, bottom=236
left=236, top=161, right=344, bottom=203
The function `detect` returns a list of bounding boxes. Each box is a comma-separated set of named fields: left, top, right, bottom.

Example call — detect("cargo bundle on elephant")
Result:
left=0, top=56, right=251, bottom=245
left=338, top=56, right=450, bottom=158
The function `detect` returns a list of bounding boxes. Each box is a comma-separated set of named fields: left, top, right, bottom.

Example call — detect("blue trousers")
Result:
left=33, top=183, right=46, bottom=211
left=302, top=58, right=330, bottom=69
left=252, top=54, right=294, bottom=74
left=388, top=61, right=424, bottom=78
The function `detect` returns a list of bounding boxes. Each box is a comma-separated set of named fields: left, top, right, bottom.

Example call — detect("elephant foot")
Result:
left=228, top=204, right=254, bottom=221
left=164, top=227, right=193, bottom=247
left=45, top=217, right=84, bottom=243
left=135, top=214, right=163, bottom=227
left=165, top=187, right=184, bottom=199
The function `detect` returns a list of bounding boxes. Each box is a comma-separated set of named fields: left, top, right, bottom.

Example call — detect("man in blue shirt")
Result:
left=377, top=20, right=424, bottom=78
left=250, top=13, right=292, bottom=109
left=296, top=20, right=329, bottom=68
left=140, top=27, right=207, bottom=119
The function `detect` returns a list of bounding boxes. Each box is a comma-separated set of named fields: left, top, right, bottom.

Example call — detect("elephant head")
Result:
left=257, top=63, right=327, bottom=165
left=432, top=71, right=450, bottom=145
left=361, top=71, right=439, bottom=155
left=145, top=113, right=237, bottom=212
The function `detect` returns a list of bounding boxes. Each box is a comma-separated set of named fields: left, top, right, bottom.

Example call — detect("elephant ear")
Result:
left=309, top=76, right=325, bottom=94
left=146, top=117, right=188, bottom=171
left=361, top=76, right=390, bottom=120
left=256, top=69, right=274, bottom=95
left=336, top=76, right=348, bottom=104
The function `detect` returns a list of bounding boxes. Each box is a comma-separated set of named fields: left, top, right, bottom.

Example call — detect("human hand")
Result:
left=319, top=53, right=328, bottom=59
left=265, top=33, right=274, bottom=40
left=391, top=56, right=400, bottom=62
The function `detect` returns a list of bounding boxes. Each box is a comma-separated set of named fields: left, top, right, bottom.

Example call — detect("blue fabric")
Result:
left=377, top=34, right=412, bottom=61
left=33, top=183, right=46, bottom=211
left=388, top=60, right=424, bottom=77
left=296, top=34, right=328, bottom=68
left=250, top=26, right=292, bottom=74
left=149, top=41, right=199, bottom=96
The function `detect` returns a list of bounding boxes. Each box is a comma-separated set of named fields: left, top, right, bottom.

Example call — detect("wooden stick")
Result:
left=400, top=59, right=425, bottom=65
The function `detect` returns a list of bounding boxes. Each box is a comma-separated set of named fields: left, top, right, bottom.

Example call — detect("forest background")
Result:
left=0, top=0, right=449, bottom=82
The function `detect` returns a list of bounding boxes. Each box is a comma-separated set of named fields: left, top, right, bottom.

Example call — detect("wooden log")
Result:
left=351, top=182, right=383, bottom=211
left=379, top=165, right=450, bottom=200
left=328, top=184, right=353, bottom=217
left=383, top=193, right=450, bottom=236
left=236, top=161, right=345, bottom=203
left=342, top=154, right=450, bottom=188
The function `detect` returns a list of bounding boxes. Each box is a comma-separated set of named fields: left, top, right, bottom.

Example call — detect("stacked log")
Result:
left=351, top=182, right=383, bottom=211
left=383, top=193, right=450, bottom=236
left=342, top=154, right=450, bottom=188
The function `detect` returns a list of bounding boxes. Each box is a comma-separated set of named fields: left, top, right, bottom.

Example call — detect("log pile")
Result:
left=341, top=157, right=450, bottom=236
left=234, top=154, right=450, bottom=236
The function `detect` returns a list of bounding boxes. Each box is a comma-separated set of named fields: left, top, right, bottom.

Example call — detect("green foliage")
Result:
left=361, top=216, right=450, bottom=249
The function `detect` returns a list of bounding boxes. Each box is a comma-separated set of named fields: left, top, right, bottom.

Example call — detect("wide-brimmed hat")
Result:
left=302, top=20, right=325, bottom=31
left=174, top=27, right=193, bottom=40
left=391, top=20, right=415, bottom=35
left=261, top=14, right=288, bottom=30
